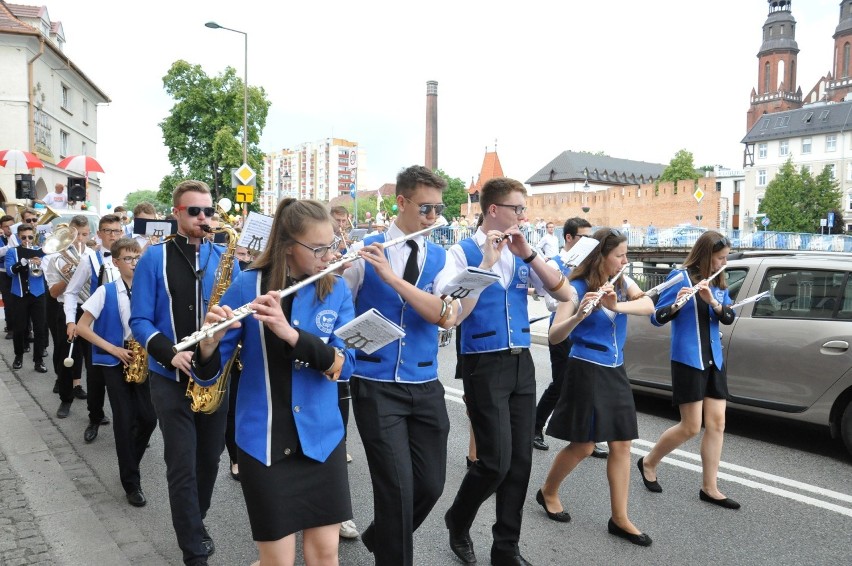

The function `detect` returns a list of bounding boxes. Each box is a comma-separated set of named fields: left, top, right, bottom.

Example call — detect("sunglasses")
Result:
left=294, top=236, right=342, bottom=258
left=19, top=235, right=35, bottom=240
left=493, top=203, right=527, bottom=216
left=608, top=228, right=625, bottom=238
left=175, top=205, right=215, bottom=217
left=23, top=218, right=38, bottom=223
left=404, top=196, right=445, bottom=216
left=712, top=236, right=731, bottom=251
left=117, top=256, right=141, bottom=264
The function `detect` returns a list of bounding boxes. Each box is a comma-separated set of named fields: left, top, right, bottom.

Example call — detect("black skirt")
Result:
left=670, top=360, right=729, bottom=406
left=547, top=358, right=638, bottom=442
left=238, top=440, right=352, bottom=541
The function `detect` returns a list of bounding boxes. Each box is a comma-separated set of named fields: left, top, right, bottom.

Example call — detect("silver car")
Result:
left=623, top=250, right=852, bottom=455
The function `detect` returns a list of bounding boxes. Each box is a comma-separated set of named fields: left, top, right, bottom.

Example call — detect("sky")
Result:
left=34, top=0, right=843, bottom=207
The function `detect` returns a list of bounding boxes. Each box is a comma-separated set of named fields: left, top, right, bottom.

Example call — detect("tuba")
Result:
left=185, top=214, right=239, bottom=414
left=124, top=339, right=149, bottom=383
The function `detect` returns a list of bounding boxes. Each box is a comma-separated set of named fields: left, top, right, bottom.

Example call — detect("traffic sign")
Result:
left=828, top=211, right=835, bottom=226
left=235, top=185, right=255, bottom=203
left=349, top=183, right=356, bottom=191
left=232, top=164, right=256, bottom=189
left=761, top=216, right=770, bottom=227
left=693, top=188, right=705, bottom=203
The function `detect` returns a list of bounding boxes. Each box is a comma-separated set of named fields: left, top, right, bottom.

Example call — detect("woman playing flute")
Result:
left=536, top=228, right=655, bottom=546
left=637, top=231, right=740, bottom=509
left=192, top=198, right=356, bottom=566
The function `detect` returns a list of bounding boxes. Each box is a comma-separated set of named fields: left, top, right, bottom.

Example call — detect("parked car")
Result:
left=653, top=225, right=707, bottom=247
left=623, top=250, right=852, bottom=455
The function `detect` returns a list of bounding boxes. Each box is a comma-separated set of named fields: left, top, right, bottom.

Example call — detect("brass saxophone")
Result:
left=124, top=339, right=149, bottom=383
left=185, top=222, right=239, bottom=414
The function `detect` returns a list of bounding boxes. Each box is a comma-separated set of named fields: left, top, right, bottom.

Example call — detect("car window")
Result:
left=725, top=268, right=748, bottom=302
left=839, top=275, right=852, bottom=320
left=754, top=268, right=847, bottom=319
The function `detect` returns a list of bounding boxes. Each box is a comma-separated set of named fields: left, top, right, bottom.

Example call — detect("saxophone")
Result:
left=185, top=222, right=239, bottom=414
left=124, top=339, right=149, bottom=383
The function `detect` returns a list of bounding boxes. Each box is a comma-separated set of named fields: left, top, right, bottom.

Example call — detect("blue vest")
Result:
left=458, top=238, right=530, bottom=354
left=5, top=247, right=45, bottom=297
left=92, top=283, right=124, bottom=366
left=568, top=279, right=628, bottom=367
left=88, top=252, right=104, bottom=295
left=353, top=234, right=445, bottom=383
left=549, top=255, right=571, bottom=325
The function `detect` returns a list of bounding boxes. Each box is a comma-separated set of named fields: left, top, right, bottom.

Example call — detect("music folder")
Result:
left=134, top=218, right=177, bottom=238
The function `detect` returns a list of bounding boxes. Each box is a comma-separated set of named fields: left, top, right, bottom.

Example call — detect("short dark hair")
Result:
left=69, top=215, right=89, bottom=230
left=133, top=202, right=157, bottom=216
left=329, top=205, right=348, bottom=217
left=480, top=177, right=526, bottom=213
left=172, top=180, right=211, bottom=206
left=563, top=217, right=592, bottom=238
left=17, top=224, right=34, bottom=235
left=0, top=215, right=13, bottom=225
left=395, top=165, right=447, bottom=198
left=113, top=206, right=127, bottom=213
left=110, top=237, right=141, bottom=257
left=99, top=214, right=121, bottom=229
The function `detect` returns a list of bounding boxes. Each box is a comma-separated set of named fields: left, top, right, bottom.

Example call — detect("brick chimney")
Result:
left=425, top=80, right=438, bottom=170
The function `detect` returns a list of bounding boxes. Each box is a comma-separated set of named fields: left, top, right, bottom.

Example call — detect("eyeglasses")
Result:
left=23, top=218, right=38, bottom=224
left=493, top=203, right=527, bottom=216
left=175, top=205, right=215, bottom=217
left=101, top=228, right=123, bottom=236
left=404, top=196, right=445, bottom=216
left=712, top=236, right=731, bottom=252
left=117, top=256, right=141, bottom=264
left=19, top=235, right=35, bottom=240
left=294, top=236, right=341, bottom=258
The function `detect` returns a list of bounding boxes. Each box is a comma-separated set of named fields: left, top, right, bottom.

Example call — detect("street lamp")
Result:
left=205, top=21, right=248, bottom=166
left=581, top=170, right=591, bottom=214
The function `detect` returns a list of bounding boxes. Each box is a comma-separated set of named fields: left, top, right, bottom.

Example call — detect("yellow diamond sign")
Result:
left=693, top=188, right=705, bottom=203
left=236, top=163, right=256, bottom=185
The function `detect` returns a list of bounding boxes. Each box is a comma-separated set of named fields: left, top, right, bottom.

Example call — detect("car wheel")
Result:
left=842, top=399, right=852, bottom=457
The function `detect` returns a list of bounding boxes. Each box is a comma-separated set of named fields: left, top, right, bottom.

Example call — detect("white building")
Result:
left=711, top=166, right=745, bottom=233
left=0, top=3, right=109, bottom=212
left=741, top=100, right=852, bottom=232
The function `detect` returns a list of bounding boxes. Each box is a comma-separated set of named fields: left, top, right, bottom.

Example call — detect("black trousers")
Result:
left=8, top=292, right=47, bottom=361
left=149, top=374, right=227, bottom=565
left=352, top=378, right=450, bottom=566
left=101, top=365, right=157, bottom=493
left=46, top=295, right=63, bottom=375
left=534, top=337, right=571, bottom=433
left=56, top=306, right=106, bottom=423
left=447, top=349, right=536, bottom=557
left=0, top=269, right=11, bottom=330
left=224, top=366, right=241, bottom=466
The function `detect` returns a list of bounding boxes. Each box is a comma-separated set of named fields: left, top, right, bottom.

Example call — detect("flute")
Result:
left=173, top=216, right=448, bottom=353
left=671, top=265, right=727, bottom=309
left=581, top=264, right=629, bottom=315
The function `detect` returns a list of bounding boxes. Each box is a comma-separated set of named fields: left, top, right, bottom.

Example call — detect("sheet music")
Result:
left=238, top=212, right=274, bottom=253
left=561, top=236, right=600, bottom=266
left=36, top=224, right=52, bottom=237
left=731, top=290, right=770, bottom=310
left=134, top=219, right=176, bottom=238
left=439, top=267, right=501, bottom=300
left=645, top=271, right=685, bottom=298
left=334, top=308, right=405, bottom=354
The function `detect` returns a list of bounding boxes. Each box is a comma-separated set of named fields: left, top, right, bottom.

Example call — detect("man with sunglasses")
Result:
left=439, top=177, right=572, bottom=566
left=130, top=180, right=239, bottom=566
left=5, top=223, right=48, bottom=372
left=343, top=165, right=457, bottom=566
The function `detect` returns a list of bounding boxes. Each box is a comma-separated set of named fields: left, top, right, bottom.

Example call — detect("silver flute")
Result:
left=173, top=217, right=448, bottom=353
left=671, top=265, right=727, bottom=309
left=581, top=264, right=629, bottom=315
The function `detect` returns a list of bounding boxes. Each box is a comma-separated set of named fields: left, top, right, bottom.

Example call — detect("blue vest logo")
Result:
left=316, top=310, right=337, bottom=334
left=518, top=265, right=530, bottom=284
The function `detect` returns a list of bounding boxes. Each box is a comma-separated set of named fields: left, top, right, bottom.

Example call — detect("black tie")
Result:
left=98, top=264, right=106, bottom=286
left=403, top=240, right=419, bottom=285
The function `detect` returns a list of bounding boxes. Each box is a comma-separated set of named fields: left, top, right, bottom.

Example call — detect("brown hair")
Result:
left=569, top=228, right=628, bottom=293
left=172, top=180, right=211, bottom=207
left=69, top=215, right=89, bottom=230
left=99, top=214, right=121, bottom=229
left=133, top=202, right=157, bottom=216
left=110, top=237, right=142, bottom=257
left=251, top=198, right=335, bottom=301
left=395, top=165, right=447, bottom=198
left=479, top=177, right=527, bottom=214
left=329, top=205, right=348, bottom=217
left=682, top=230, right=729, bottom=289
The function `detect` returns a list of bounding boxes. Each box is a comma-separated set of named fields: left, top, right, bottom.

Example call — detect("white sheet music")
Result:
left=731, top=290, right=770, bottom=309
left=238, top=212, right=274, bottom=253
left=562, top=236, right=600, bottom=266
left=334, top=308, right=405, bottom=354
left=645, top=271, right=685, bottom=298
left=439, top=267, right=501, bottom=300
left=143, top=221, right=174, bottom=237
left=36, top=224, right=52, bottom=236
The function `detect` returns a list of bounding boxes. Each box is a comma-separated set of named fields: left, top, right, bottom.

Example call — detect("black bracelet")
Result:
left=523, top=250, right=537, bottom=264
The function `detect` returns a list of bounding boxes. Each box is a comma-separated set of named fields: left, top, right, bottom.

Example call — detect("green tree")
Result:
left=436, top=169, right=467, bottom=220
left=123, top=190, right=170, bottom=216
left=159, top=60, right=271, bottom=206
left=759, top=159, right=842, bottom=232
left=659, top=149, right=701, bottom=191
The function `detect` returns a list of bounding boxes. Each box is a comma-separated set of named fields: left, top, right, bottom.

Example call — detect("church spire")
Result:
left=825, top=1, right=852, bottom=102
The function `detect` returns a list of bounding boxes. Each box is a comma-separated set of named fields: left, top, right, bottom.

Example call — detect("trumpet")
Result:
left=173, top=216, right=449, bottom=353
left=671, top=265, right=727, bottom=310
left=581, top=264, right=629, bottom=315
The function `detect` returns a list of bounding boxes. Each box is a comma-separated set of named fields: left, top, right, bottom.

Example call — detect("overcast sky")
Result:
left=39, top=0, right=842, bottom=207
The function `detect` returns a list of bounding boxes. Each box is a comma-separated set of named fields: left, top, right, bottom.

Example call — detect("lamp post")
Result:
left=581, top=170, right=591, bottom=214
left=205, top=21, right=248, bottom=166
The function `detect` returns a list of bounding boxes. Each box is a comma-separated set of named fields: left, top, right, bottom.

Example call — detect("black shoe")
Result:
left=699, top=489, right=741, bottom=510
left=84, top=422, right=100, bottom=443
left=532, top=432, right=549, bottom=451
left=53, top=379, right=60, bottom=393
left=34, top=361, right=47, bottom=373
left=100, top=416, right=110, bottom=425
left=24, top=345, right=30, bottom=353
left=126, top=488, right=147, bottom=507
left=4, top=331, right=11, bottom=339
left=41, top=349, right=48, bottom=359
left=201, top=524, right=215, bottom=556
left=491, top=552, right=532, bottom=566
left=445, top=510, right=476, bottom=564
left=56, top=401, right=72, bottom=419
left=591, top=444, right=609, bottom=458
left=12, top=356, right=22, bottom=370
left=73, top=385, right=87, bottom=399
left=535, top=489, right=571, bottom=522
left=466, top=456, right=476, bottom=469
left=230, top=462, right=240, bottom=482
left=607, top=518, right=652, bottom=547
left=27, top=332, right=34, bottom=342
left=637, top=457, right=662, bottom=493
left=361, top=523, right=375, bottom=553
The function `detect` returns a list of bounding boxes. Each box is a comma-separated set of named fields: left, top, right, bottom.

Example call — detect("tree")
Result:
left=759, top=158, right=842, bottom=232
left=659, top=149, right=701, bottom=190
left=159, top=60, right=271, bottom=206
left=123, top=190, right=170, bottom=216
left=436, top=170, right=467, bottom=220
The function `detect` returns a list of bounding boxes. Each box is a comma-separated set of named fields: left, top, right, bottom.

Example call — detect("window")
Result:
left=848, top=164, right=852, bottom=182
left=801, top=165, right=810, bottom=174
left=764, top=62, right=770, bottom=93
left=82, top=99, right=89, bottom=124
left=61, top=85, right=70, bottom=110
left=758, top=169, right=767, bottom=186
left=758, top=143, right=767, bottom=158
left=779, top=140, right=789, bottom=156
left=845, top=43, right=851, bottom=78
left=829, top=164, right=837, bottom=180
left=819, top=110, right=830, bottom=121
left=60, top=130, right=69, bottom=156
left=826, top=134, right=837, bottom=152
left=81, top=141, right=87, bottom=156
left=754, top=269, right=848, bottom=320
left=847, top=192, right=852, bottom=210
left=801, top=138, right=812, bottom=154
left=760, top=118, right=770, bottom=130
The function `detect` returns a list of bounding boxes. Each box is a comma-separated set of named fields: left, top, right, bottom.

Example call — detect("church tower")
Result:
left=746, top=0, right=803, bottom=131
left=825, top=0, right=852, bottom=102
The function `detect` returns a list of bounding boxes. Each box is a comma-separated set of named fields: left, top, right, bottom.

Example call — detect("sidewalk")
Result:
left=0, top=309, right=167, bottom=566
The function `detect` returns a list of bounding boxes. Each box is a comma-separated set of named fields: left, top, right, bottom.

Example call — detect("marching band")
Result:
left=0, top=174, right=744, bottom=566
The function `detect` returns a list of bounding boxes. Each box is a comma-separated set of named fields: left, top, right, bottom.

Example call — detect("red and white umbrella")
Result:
left=0, top=149, right=45, bottom=169
left=57, top=154, right=105, bottom=174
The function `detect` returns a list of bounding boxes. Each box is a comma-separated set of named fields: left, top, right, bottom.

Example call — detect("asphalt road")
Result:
left=4, top=330, right=851, bottom=566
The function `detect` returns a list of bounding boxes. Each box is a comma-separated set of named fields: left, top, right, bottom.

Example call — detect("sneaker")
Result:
left=73, top=385, right=87, bottom=399
left=339, top=519, right=359, bottom=539
left=12, top=356, right=22, bottom=370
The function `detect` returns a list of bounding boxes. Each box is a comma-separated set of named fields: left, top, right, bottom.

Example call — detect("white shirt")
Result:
left=81, top=281, right=132, bottom=340
left=63, top=248, right=119, bottom=323
left=538, top=233, right=559, bottom=258
left=44, top=191, right=69, bottom=209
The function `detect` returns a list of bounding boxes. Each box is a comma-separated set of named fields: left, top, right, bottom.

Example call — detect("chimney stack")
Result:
left=425, top=80, right=438, bottom=171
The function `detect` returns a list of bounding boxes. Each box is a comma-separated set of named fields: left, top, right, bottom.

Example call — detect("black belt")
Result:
left=508, top=347, right=523, bottom=355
